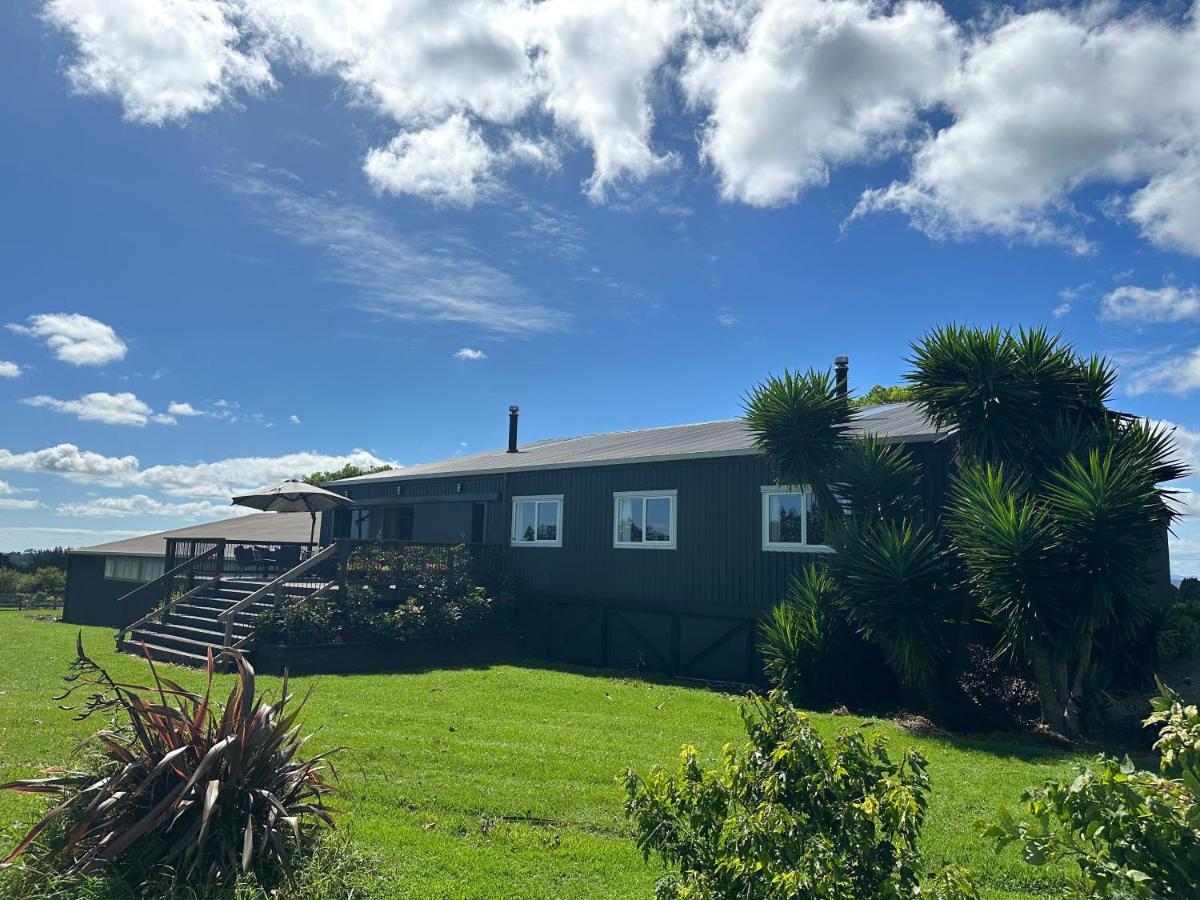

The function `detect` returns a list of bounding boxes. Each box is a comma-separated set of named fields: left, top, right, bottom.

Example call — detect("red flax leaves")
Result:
left=1, top=634, right=340, bottom=884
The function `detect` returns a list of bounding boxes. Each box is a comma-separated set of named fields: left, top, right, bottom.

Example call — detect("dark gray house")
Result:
left=321, top=402, right=953, bottom=682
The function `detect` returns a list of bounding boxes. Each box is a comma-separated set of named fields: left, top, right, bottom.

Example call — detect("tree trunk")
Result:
left=1029, top=644, right=1067, bottom=734
left=1062, top=637, right=1094, bottom=739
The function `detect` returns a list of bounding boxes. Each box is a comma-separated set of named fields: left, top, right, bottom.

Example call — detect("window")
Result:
left=761, top=486, right=831, bottom=552
left=350, top=508, right=376, bottom=540
left=511, top=495, right=563, bottom=547
left=104, top=555, right=166, bottom=583
left=613, top=491, right=677, bottom=549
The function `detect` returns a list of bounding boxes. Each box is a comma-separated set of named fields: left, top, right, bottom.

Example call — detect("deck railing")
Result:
left=341, top=539, right=508, bottom=606
left=116, top=541, right=225, bottom=641
left=217, top=543, right=341, bottom=648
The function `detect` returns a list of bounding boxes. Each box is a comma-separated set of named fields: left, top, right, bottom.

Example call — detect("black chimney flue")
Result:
left=507, top=405, right=520, bottom=453
left=834, top=356, right=849, bottom=399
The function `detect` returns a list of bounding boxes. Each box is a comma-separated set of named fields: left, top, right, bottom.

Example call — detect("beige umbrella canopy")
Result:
left=231, top=479, right=352, bottom=544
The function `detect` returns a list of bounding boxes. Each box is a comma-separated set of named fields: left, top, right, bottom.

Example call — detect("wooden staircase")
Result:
left=115, top=541, right=341, bottom=669
left=117, top=579, right=273, bottom=667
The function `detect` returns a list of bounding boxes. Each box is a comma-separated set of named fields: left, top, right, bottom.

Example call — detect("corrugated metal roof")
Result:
left=329, top=402, right=948, bottom=486
left=72, top=512, right=322, bottom=557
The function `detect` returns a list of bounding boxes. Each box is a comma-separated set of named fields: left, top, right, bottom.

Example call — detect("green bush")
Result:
left=982, top=680, right=1200, bottom=898
left=0, top=568, right=33, bottom=594
left=257, top=544, right=512, bottom=646
left=759, top=565, right=869, bottom=707
left=1158, top=581, right=1200, bottom=662
left=623, top=690, right=977, bottom=899
left=0, top=637, right=338, bottom=890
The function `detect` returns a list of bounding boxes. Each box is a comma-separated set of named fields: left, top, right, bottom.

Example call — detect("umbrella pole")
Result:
left=310, top=511, right=316, bottom=546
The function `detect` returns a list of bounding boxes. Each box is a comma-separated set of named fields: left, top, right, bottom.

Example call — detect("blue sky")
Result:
left=1, top=0, right=1199, bottom=574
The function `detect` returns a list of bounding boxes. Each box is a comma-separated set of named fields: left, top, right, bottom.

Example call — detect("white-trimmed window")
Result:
left=761, top=486, right=831, bottom=552
left=613, top=490, right=677, bottom=549
left=511, top=495, right=563, bottom=547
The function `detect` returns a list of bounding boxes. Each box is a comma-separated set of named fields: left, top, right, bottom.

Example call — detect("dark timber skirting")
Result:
left=522, top=596, right=765, bottom=685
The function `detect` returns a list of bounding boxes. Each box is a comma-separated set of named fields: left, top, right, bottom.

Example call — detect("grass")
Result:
left=0, top=611, right=1089, bottom=898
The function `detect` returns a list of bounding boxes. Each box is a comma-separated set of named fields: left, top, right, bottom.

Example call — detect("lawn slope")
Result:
left=0, top=612, right=1084, bottom=898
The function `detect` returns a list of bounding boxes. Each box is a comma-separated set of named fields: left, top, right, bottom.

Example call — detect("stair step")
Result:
left=130, top=628, right=224, bottom=656
left=151, top=621, right=229, bottom=643
left=118, top=639, right=218, bottom=669
left=166, top=612, right=252, bottom=633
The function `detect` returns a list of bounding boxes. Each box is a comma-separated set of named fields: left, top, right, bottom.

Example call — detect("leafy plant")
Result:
left=982, top=680, right=1200, bottom=898
left=624, top=690, right=977, bottom=899
left=0, top=636, right=338, bottom=887
left=759, top=566, right=848, bottom=706
left=258, top=543, right=512, bottom=645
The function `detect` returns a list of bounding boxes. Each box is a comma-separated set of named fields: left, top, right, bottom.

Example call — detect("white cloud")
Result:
left=0, top=442, right=396, bottom=498
left=0, top=525, right=143, bottom=552
left=1157, top=420, right=1200, bottom=475
left=527, top=0, right=684, bottom=200
left=1101, top=285, right=1200, bottom=324
left=684, top=0, right=958, bottom=206
left=454, top=347, right=487, bottom=360
left=715, top=307, right=739, bottom=326
left=56, top=494, right=253, bottom=519
left=855, top=7, right=1200, bottom=253
left=20, top=391, right=169, bottom=427
left=0, top=361, right=20, bottom=378
left=0, top=498, right=42, bottom=511
left=167, top=401, right=203, bottom=416
left=43, top=0, right=273, bottom=124
left=8, top=313, right=127, bottom=365
left=0, top=444, right=141, bottom=480
left=0, top=481, right=30, bottom=495
left=365, top=113, right=496, bottom=206
left=1126, top=348, right=1200, bottom=397
left=288, top=414, right=300, bottom=424
left=221, top=168, right=569, bottom=335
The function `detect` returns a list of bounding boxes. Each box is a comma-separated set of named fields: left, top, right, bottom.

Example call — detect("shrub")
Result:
left=0, top=636, right=338, bottom=888
left=0, top=568, right=32, bottom=595
left=258, top=544, right=513, bottom=646
left=759, top=566, right=883, bottom=708
left=623, top=690, right=977, bottom=899
left=982, top=679, right=1200, bottom=898
left=1158, top=583, right=1200, bottom=663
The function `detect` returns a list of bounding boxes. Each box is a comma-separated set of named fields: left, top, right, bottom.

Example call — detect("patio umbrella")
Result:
left=231, top=479, right=352, bottom=544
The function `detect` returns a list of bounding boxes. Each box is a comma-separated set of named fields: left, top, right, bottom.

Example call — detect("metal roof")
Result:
left=328, top=402, right=948, bottom=486
left=72, top=512, right=323, bottom=557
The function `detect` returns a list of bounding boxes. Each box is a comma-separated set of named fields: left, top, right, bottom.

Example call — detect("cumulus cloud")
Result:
left=0, top=361, right=20, bottom=378
left=1101, top=285, right=1200, bottom=324
left=288, top=414, right=300, bottom=424
left=56, top=494, right=253, bottom=519
left=167, top=401, right=204, bottom=416
left=715, top=307, right=739, bottom=326
left=1125, top=347, right=1200, bottom=397
left=365, top=113, right=496, bottom=206
left=855, top=7, right=1200, bottom=253
left=527, top=0, right=684, bottom=199
left=0, top=498, right=42, bottom=511
left=684, top=0, right=958, bottom=206
left=454, top=347, right=487, bottom=360
left=43, top=0, right=273, bottom=124
left=1159, top=420, right=1200, bottom=475
left=0, top=442, right=396, bottom=498
left=20, top=391, right=171, bottom=427
left=8, top=313, right=127, bottom=365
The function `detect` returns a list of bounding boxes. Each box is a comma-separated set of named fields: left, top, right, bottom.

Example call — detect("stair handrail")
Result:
left=218, top=543, right=340, bottom=647
left=116, top=542, right=225, bottom=642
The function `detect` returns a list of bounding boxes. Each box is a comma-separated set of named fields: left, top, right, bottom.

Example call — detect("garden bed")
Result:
left=251, top=630, right=522, bottom=676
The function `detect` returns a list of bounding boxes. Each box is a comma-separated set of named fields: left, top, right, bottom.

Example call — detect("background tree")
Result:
left=303, top=463, right=394, bottom=485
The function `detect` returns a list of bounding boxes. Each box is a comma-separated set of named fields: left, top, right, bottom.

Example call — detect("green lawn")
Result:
left=0, top=611, right=1085, bottom=898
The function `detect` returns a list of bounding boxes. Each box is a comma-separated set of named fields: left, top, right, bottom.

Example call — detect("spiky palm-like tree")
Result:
left=747, top=328, right=1185, bottom=736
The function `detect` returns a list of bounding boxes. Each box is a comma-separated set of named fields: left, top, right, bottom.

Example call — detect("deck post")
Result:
left=337, top=538, right=350, bottom=596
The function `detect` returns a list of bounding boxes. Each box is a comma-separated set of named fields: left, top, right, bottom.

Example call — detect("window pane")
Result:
left=536, top=501, right=558, bottom=541
left=806, top=493, right=825, bottom=545
left=769, top=493, right=805, bottom=543
left=644, top=497, right=672, bottom=541
left=514, top=501, right=536, bottom=543
left=617, top=497, right=643, bottom=542
left=351, top=509, right=374, bottom=540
